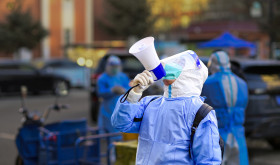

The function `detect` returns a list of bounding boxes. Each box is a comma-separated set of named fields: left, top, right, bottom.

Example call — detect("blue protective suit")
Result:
left=202, top=51, right=249, bottom=165
left=112, top=96, right=221, bottom=164
left=97, top=72, right=130, bottom=133
left=112, top=50, right=222, bottom=165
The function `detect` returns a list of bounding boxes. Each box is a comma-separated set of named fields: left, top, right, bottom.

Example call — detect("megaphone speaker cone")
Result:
left=129, top=36, right=166, bottom=81
left=129, top=37, right=154, bottom=54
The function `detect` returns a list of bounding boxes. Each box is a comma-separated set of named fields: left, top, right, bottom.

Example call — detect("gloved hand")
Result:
left=111, top=86, right=126, bottom=95
left=132, top=70, right=154, bottom=94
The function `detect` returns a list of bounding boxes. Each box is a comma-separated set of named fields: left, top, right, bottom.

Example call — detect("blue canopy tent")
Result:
left=198, top=32, right=256, bottom=48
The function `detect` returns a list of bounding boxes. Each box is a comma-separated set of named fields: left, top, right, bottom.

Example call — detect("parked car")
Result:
left=201, top=57, right=280, bottom=149
left=90, top=49, right=163, bottom=122
left=41, top=59, right=90, bottom=89
left=0, top=61, right=70, bottom=95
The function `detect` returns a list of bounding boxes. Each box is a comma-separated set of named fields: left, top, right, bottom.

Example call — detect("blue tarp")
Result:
left=198, top=32, right=256, bottom=48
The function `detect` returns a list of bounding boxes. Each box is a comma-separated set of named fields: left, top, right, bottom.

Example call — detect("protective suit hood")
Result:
left=208, top=50, right=231, bottom=74
left=161, top=50, right=208, bottom=98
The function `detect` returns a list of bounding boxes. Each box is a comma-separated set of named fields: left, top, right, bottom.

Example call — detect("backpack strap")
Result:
left=189, top=103, right=213, bottom=158
left=133, top=97, right=159, bottom=122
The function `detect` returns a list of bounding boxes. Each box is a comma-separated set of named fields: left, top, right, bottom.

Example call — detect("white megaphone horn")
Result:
left=129, top=37, right=166, bottom=81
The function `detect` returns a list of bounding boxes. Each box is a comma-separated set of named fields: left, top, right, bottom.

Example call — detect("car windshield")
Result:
left=0, top=64, right=36, bottom=71
left=0, top=65, right=18, bottom=70
left=244, top=65, right=280, bottom=75
left=45, top=61, right=80, bottom=68
left=121, top=56, right=144, bottom=71
left=244, top=65, right=280, bottom=93
left=19, top=65, right=37, bottom=71
left=98, top=55, right=144, bottom=73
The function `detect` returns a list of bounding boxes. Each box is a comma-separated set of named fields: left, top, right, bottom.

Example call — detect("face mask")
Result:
left=111, top=68, right=120, bottom=75
left=106, top=65, right=120, bottom=76
left=107, top=66, right=120, bottom=76
left=163, top=63, right=183, bottom=80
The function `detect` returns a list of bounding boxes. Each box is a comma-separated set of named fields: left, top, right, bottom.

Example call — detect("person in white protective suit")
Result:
left=111, top=50, right=222, bottom=164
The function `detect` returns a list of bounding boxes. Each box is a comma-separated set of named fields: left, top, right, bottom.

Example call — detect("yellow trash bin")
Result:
left=114, top=140, right=138, bottom=165
left=122, top=133, right=138, bottom=141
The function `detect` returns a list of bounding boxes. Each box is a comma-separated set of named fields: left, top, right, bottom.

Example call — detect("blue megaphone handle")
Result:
left=151, top=63, right=166, bottom=80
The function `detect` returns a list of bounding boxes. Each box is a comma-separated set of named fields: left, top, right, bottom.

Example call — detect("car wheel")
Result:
left=267, top=138, right=280, bottom=150
left=53, top=81, right=69, bottom=95
left=15, top=155, right=24, bottom=165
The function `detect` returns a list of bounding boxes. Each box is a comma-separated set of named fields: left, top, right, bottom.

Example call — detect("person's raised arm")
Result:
left=97, top=75, right=116, bottom=99
left=111, top=70, right=154, bottom=133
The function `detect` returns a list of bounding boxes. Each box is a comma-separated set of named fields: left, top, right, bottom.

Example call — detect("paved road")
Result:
left=0, top=89, right=279, bottom=165
left=247, top=139, right=280, bottom=165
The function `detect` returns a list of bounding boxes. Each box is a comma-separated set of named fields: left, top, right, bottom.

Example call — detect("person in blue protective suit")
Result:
left=112, top=50, right=222, bottom=165
left=202, top=50, right=249, bottom=165
left=97, top=56, right=130, bottom=133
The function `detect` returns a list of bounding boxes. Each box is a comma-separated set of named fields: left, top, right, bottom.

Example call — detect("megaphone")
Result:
left=129, top=37, right=166, bottom=81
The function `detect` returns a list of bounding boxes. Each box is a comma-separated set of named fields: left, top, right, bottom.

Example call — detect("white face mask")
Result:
left=161, top=50, right=208, bottom=98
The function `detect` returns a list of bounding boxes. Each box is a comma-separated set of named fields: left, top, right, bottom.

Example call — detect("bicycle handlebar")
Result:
left=51, top=104, right=69, bottom=111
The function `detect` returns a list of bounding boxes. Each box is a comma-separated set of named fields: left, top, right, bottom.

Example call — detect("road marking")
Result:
left=0, top=132, right=15, bottom=140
